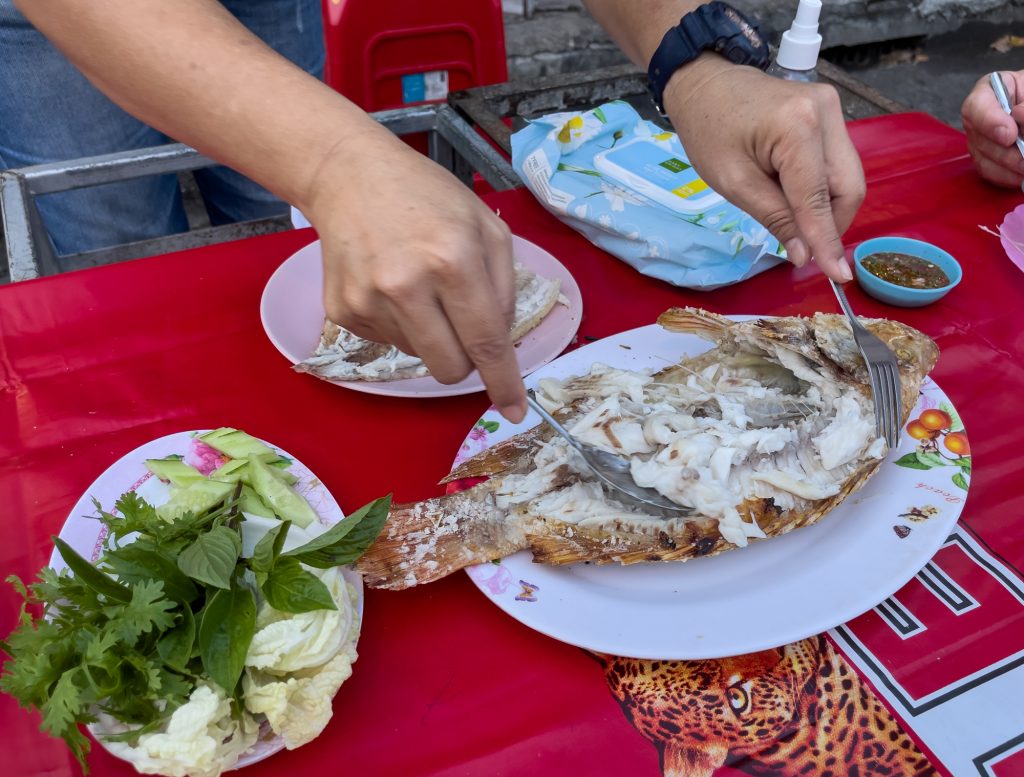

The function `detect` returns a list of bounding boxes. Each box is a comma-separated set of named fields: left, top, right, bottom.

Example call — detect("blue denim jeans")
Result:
left=0, top=0, right=324, bottom=257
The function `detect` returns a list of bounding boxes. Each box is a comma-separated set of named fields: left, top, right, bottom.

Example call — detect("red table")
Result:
left=2, top=113, right=1023, bottom=777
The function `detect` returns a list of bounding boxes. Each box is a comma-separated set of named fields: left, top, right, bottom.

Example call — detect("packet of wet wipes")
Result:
left=511, top=101, right=785, bottom=290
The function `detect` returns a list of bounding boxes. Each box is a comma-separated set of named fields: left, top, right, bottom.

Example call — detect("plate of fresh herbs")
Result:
left=1, top=429, right=390, bottom=777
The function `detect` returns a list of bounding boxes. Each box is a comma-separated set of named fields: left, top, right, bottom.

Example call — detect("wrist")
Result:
left=661, top=52, right=735, bottom=114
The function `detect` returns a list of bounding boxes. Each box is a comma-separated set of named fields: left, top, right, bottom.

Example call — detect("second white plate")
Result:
left=260, top=235, right=583, bottom=398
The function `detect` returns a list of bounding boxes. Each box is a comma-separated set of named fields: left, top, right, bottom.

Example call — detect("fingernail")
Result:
left=499, top=403, right=527, bottom=424
left=784, top=238, right=808, bottom=267
left=999, top=126, right=1013, bottom=145
left=839, top=262, right=854, bottom=282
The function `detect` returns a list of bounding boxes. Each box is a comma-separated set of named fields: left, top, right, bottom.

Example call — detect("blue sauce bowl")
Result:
left=853, top=237, right=962, bottom=307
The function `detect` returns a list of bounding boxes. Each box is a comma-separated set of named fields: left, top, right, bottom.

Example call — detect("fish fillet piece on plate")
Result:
left=295, top=263, right=563, bottom=382
left=357, top=308, right=939, bottom=590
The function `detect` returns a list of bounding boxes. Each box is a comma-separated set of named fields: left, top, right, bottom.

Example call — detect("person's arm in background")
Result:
left=15, top=0, right=527, bottom=422
left=962, top=71, right=1024, bottom=189
left=582, top=0, right=864, bottom=282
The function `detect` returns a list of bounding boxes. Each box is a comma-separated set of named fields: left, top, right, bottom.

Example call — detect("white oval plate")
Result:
left=259, top=235, right=583, bottom=398
left=51, top=431, right=362, bottom=770
left=454, top=321, right=969, bottom=659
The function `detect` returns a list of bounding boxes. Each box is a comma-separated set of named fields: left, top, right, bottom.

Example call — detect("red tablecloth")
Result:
left=2, top=113, right=1023, bottom=777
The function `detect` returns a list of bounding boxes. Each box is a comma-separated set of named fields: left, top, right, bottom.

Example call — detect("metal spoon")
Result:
left=525, top=389, right=693, bottom=515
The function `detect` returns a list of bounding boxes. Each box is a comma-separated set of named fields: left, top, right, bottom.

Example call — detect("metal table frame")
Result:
left=449, top=61, right=912, bottom=157
left=0, top=103, right=517, bottom=283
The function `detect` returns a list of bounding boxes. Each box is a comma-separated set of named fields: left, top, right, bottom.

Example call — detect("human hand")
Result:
left=962, top=71, right=1024, bottom=188
left=662, top=57, right=865, bottom=282
left=305, top=130, right=526, bottom=422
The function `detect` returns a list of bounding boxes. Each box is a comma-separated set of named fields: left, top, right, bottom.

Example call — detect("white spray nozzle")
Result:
left=777, top=0, right=823, bottom=72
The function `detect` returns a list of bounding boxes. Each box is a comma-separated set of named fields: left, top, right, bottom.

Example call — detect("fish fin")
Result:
left=657, top=307, right=735, bottom=340
left=356, top=487, right=528, bottom=589
left=440, top=424, right=553, bottom=483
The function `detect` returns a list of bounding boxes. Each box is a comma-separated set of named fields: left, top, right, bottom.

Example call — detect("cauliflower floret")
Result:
left=246, top=567, right=355, bottom=673
left=101, top=684, right=258, bottom=777
left=243, top=641, right=357, bottom=749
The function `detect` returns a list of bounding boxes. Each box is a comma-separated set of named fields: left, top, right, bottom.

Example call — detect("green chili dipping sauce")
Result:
left=861, top=252, right=950, bottom=289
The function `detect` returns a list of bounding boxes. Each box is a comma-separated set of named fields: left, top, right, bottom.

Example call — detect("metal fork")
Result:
left=525, top=390, right=692, bottom=514
left=830, top=280, right=903, bottom=448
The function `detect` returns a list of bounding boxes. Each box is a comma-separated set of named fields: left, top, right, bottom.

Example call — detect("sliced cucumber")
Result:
left=145, top=457, right=205, bottom=488
left=156, top=479, right=235, bottom=522
left=247, top=456, right=316, bottom=528
left=209, top=458, right=249, bottom=483
left=210, top=458, right=298, bottom=487
left=198, top=428, right=278, bottom=462
left=239, top=485, right=276, bottom=520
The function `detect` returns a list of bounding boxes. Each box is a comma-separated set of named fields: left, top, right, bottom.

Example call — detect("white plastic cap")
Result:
left=776, top=0, right=823, bottom=71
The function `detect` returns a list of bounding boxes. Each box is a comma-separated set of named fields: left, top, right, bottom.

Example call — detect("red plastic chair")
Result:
left=321, top=0, right=507, bottom=112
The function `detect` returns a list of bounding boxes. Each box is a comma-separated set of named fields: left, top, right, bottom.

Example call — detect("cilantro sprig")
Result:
left=0, top=490, right=391, bottom=771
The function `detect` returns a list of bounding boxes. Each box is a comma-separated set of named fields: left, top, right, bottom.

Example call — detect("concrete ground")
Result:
left=836, top=21, right=1024, bottom=128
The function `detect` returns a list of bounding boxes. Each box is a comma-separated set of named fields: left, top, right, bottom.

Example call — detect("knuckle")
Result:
left=759, top=207, right=797, bottom=240
left=466, top=334, right=512, bottom=367
left=785, top=96, right=820, bottom=128
left=801, top=186, right=833, bottom=214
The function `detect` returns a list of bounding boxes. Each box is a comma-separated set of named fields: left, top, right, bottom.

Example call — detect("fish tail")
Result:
left=657, top=307, right=734, bottom=339
left=356, top=488, right=527, bottom=589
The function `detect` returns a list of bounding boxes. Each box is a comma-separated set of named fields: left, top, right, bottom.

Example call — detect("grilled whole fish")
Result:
left=357, top=308, right=939, bottom=590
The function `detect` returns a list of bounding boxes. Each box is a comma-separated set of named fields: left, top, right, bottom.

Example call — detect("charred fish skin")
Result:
left=358, top=308, right=940, bottom=590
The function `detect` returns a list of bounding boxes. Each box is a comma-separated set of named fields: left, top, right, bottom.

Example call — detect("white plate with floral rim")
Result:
left=451, top=320, right=970, bottom=660
left=260, top=235, right=584, bottom=398
left=50, top=431, right=362, bottom=770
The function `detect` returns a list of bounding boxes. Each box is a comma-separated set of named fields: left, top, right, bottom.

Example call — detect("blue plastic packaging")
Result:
left=511, top=101, right=785, bottom=290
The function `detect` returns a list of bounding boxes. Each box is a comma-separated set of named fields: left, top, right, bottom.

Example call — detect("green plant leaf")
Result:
left=955, top=457, right=972, bottom=474
left=480, top=420, right=500, bottom=433
left=177, top=526, right=241, bottom=590
left=103, top=543, right=198, bottom=604
left=198, top=582, right=255, bottom=693
left=283, top=495, right=392, bottom=568
left=894, top=453, right=930, bottom=470
left=106, top=580, right=176, bottom=643
left=593, top=106, right=607, bottom=123
left=156, top=607, right=195, bottom=670
left=250, top=521, right=291, bottom=575
left=952, top=472, right=969, bottom=491
left=52, top=537, right=131, bottom=603
left=260, top=558, right=336, bottom=614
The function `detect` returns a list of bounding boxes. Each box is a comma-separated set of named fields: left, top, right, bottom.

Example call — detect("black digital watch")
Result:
left=647, top=1, right=770, bottom=114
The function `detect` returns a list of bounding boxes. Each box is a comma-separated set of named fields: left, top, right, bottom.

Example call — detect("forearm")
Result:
left=581, top=0, right=702, bottom=67
left=582, top=0, right=738, bottom=107
left=15, top=0, right=394, bottom=213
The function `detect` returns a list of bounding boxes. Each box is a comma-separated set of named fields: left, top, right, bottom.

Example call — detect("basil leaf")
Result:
left=198, top=581, right=255, bottom=693
left=177, top=526, right=241, bottom=590
left=103, top=544, right=198, bottom=604
left=52, top=537, right=131, bottom=603
left=261, top=558, right=336, bottom=613
left=283, top=495, right=392, bottom=568
left=250, top=521, right=290, bottom=575
left=156, top=607, right=195, bottom=670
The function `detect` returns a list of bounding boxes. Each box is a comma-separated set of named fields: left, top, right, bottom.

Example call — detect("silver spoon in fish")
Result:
left=525, top=389, right=693, bottom=515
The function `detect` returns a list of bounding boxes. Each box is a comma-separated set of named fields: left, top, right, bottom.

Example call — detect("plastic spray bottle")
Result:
left=767, top=0, right=823, bottom=83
